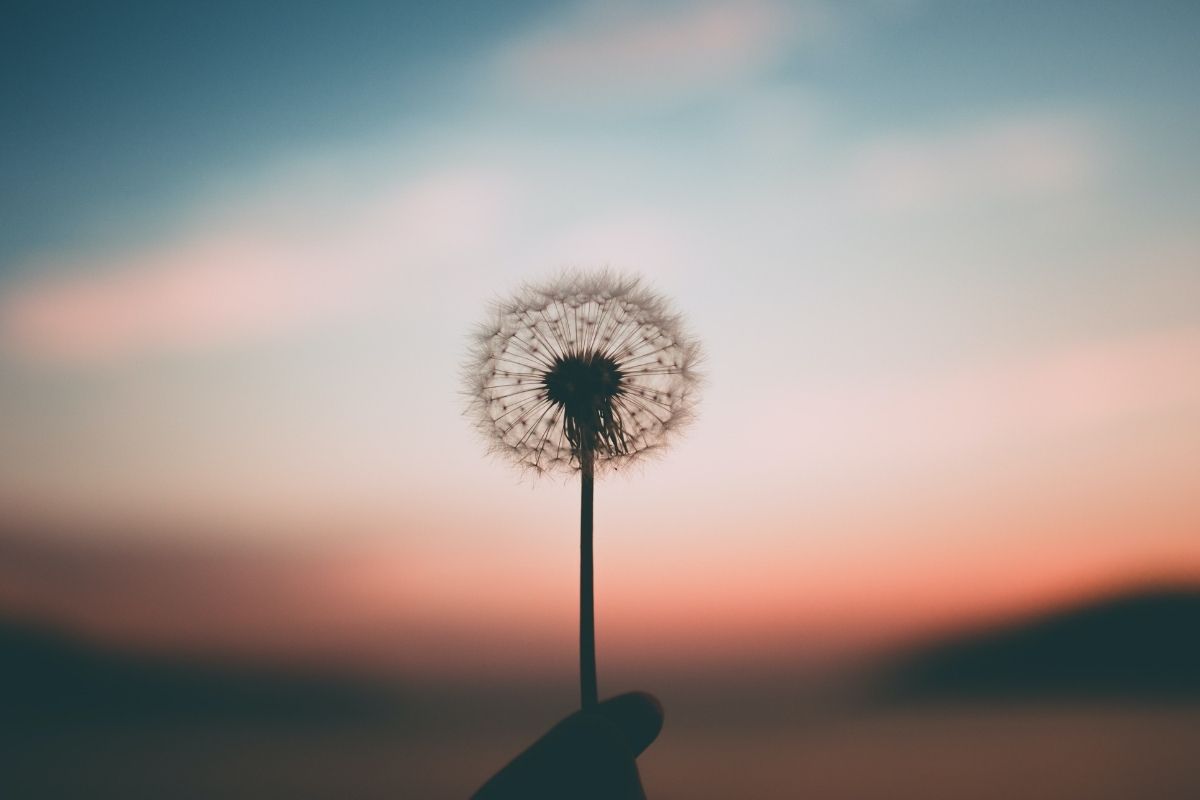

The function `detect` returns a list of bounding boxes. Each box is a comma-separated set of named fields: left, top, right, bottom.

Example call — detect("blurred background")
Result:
left=2, top=1, right=1199, bottom=797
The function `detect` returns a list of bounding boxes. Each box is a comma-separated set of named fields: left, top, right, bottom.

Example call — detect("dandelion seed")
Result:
left=464, top=269, right=702, bottom=710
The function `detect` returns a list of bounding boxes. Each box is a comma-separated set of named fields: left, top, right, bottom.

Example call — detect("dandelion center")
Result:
left=544, top=353, right=625, bottom=455
left=544, top=353, right=622, bottom=413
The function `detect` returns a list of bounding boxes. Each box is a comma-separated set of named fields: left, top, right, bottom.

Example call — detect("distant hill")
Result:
left=874, top=587, right=1200, bottom=703
left=0, top=620, right=404, bottom=724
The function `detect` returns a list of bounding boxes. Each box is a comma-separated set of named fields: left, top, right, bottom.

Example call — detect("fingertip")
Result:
left=596, top=691, right=664, bottom=757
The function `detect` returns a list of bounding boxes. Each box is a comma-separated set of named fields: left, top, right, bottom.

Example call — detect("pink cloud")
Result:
left=885, top=327, right=1200, bottom=453
left=0, top=167, right=514, bottom=364
left=738, top=325, right=1200, bottom=477
left=1, top=241, right=357, bottom=362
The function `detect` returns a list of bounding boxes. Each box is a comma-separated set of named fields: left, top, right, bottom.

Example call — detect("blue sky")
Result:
left=4, top=0, right=1197, bottom=271
left=2, top=1, right=546, bottom=265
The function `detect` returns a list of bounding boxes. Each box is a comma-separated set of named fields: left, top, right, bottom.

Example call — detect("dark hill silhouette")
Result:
left=875, top=586, right=1200, bottom=703
left=0, top=619, right=404, bottom=724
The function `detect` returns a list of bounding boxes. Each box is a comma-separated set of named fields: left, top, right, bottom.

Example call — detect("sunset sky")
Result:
left=2, top=0, right=1198, bottom=679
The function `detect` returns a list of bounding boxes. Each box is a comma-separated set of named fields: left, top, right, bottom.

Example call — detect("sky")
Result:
left=1, top=0, right=1199, bottom=679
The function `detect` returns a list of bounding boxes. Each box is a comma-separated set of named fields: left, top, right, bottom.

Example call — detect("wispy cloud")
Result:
left=498, top=0, right=833, bottom=102
left=778, top=326, right=1200, bottom=472
left=711, top=321, right=1200, bottom=500
left=0, top=166, right=515, bottom=364
left=844, top=113, right=1107, bottom=213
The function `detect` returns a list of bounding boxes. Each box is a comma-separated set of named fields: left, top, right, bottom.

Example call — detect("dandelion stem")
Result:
left=579, top=444, right=598, bottom=711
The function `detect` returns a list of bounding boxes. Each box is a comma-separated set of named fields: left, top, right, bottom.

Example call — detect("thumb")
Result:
left=590, top=691, right=664, bottom=757
left=473, top=692, right=664, bottom=800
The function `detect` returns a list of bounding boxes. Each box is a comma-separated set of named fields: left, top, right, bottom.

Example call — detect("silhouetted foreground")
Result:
left=0, top=621, right=401, bottom=724
left=3, top=588, right=1199, bottom=798
left=473, top=692, right=663, bottom=800
left=877, top=587, right=1200, bottom=702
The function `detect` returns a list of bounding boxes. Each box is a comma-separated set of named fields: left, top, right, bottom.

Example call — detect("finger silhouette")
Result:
left=473, top=692, right=664, bottom=800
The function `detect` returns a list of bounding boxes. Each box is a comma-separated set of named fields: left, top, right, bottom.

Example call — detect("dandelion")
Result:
left=465, top=270, right=701, bottom=710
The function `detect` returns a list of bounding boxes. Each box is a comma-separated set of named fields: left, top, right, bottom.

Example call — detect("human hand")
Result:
left=472, top=692, right=664, bottom=799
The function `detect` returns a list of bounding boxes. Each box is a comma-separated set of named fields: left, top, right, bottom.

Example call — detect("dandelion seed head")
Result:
left=465, top=270, right=702, bottom=475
